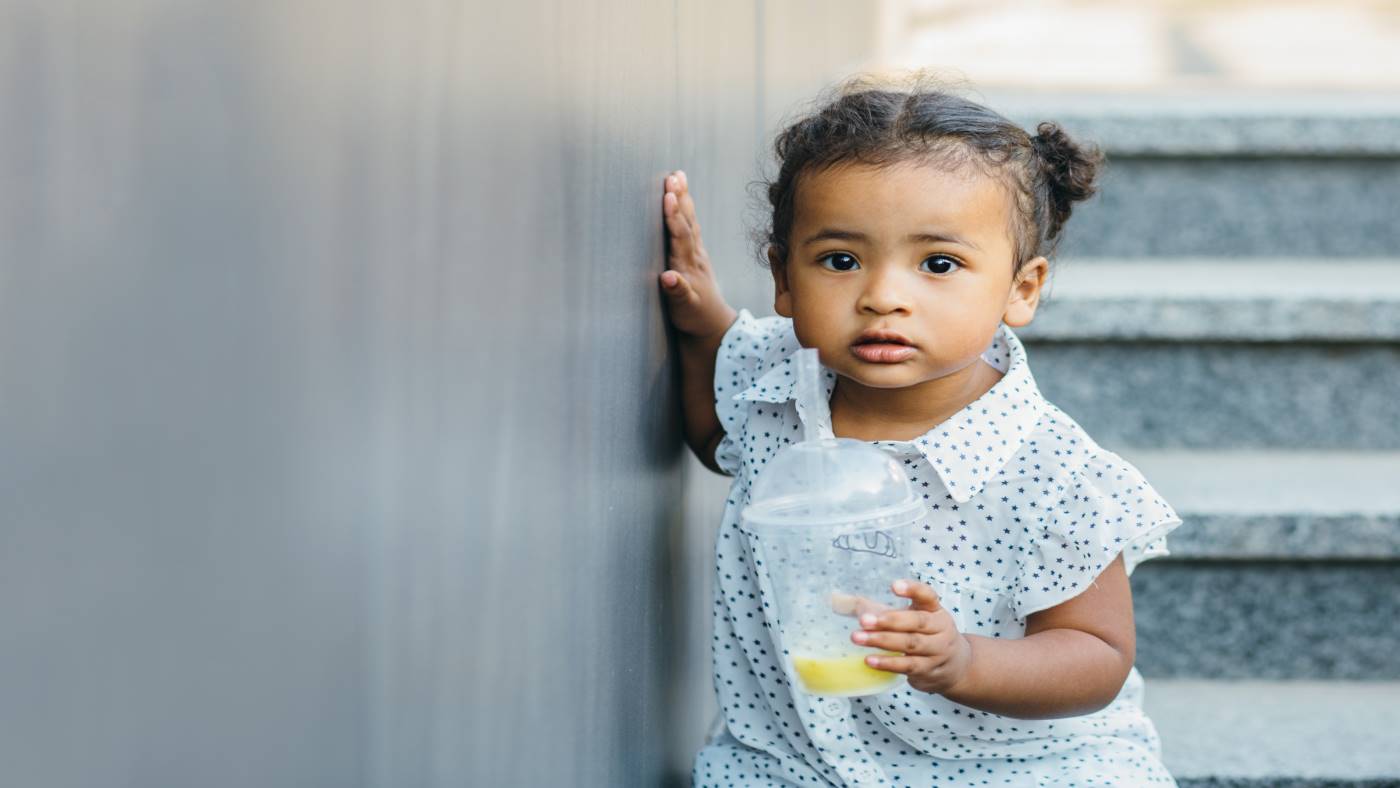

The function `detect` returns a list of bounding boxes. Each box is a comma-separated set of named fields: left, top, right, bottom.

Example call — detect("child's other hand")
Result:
left=660, top=170, right=735, bottom=340
left=851, top=579, right=972, bottom=697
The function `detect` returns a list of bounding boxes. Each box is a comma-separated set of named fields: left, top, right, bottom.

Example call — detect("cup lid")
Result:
left=742, top=438, right=923, bottom=529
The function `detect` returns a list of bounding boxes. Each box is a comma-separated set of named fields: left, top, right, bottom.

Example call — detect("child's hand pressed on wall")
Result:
left=659, top=169, right=739, bottom=471
left=852, top=579, right=972, bottom=696
left=660, top=170, right=736, bottom=340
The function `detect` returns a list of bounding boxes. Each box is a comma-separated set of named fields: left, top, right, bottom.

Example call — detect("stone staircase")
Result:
left=1008, top=96, right=1400, bottom=786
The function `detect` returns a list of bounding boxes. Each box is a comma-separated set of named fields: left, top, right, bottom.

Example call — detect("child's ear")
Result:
left=1002, top=256, right=1048, bottom=327
left=769, top=247, right=794, bottom=318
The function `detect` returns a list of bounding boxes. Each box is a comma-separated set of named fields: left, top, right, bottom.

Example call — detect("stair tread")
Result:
left=1045, top=259, right=1400, bottom=300
left=1122, top=450, right=1400, bottom=516
left=1144, top=679, right=1400, bottom=779
left=991, top=94, right=1400, bottom=155
left=1118, top=450, right=1400, bottom=559
left=1020, top=260, right=1400, bottom=341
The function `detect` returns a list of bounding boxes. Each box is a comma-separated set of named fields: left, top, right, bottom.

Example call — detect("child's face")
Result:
left=770, top=159, right=1046, bottom=392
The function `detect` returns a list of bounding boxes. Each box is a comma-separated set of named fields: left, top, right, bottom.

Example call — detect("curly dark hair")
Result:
left=758, top=71, right=1104, bottom=279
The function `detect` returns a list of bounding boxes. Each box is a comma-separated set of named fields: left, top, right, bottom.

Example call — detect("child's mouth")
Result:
left=851, top=343, right=916, bottom=363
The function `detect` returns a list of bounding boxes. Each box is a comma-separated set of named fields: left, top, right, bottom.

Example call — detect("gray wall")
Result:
left=0, top=2, right=873, bottom=786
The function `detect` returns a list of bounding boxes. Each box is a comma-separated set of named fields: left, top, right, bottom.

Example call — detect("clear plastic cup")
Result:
left=743, top=437, right=924, bottom=697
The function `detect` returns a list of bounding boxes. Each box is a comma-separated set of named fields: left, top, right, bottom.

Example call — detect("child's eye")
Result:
left=920, top=255, right=962, bottom=275
left=817, top=252, right=859, bottom=271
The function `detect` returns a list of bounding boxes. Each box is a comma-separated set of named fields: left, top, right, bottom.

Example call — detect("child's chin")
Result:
left=841, top=365, right=922, bottom=388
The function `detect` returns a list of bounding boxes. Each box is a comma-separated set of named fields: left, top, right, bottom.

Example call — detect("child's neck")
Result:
left=829, top=358, right=1005, bottom=442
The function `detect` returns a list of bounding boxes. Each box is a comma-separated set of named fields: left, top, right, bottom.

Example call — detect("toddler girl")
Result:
left=659, top=73, right=1184, bottom=786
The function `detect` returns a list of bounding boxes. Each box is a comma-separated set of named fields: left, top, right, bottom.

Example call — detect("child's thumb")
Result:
left=660, top=270, right=696, bottom=303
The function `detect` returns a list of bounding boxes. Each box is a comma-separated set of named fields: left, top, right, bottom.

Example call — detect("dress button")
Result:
left=821, top=698, right=847, bottom=718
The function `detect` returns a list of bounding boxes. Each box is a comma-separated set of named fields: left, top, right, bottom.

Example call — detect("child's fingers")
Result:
left=892, top=579, right=941, bottom=613
left=863, top=653, right=923, bottom=675
left=854, top=597, right=893, bottom=618
left=664, top=194, right=693, bottom=239
left=859, top=608, right=945, bottom=634
left=854, top=629, right=934, bottom=656
left=678, top=185, right=701, bottom=237
left=663, top=191, right=697, bottom=252
left=830, top=592, right=893, bottom=618
left=829, top=591, right=859, bottom=616
left=667, top=169, right=690, bottom=201
left=663, top=171, right=689, bottom=210
left=677, top=198, right=700, bottom=236
left=665, top=170, right=703, bottom=238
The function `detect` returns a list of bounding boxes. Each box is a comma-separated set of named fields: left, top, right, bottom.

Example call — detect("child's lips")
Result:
left=850, top=342, right=916, bottom=363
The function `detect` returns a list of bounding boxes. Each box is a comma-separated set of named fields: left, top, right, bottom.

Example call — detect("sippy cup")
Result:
left=742, top=349, right=924, bottom=697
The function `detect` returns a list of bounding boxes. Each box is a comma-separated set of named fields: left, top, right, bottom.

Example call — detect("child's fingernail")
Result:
left=867, top=657, right=880, bottom=667
left=860, top=614, right=876, bottom=628
left=894, top=580, right=908, bottom=594
left=853, top=631, right=867, bottom=643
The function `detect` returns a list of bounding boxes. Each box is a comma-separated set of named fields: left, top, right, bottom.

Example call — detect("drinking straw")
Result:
left=794, top=348, right=829, bottom=445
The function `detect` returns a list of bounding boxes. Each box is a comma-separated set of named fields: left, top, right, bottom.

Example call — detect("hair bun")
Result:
left=1031, top=121, right=1104, bottom=246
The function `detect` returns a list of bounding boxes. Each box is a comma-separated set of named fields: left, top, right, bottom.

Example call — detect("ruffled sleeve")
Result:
left=712, top=308, right=795, bottom=476
left=1010, top=449, right=1183, bottom=619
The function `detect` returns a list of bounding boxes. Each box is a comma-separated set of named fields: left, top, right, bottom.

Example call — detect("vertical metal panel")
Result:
left=0, top=3, right=372, bottom=786
left=0, top=1, right=880, bottom=784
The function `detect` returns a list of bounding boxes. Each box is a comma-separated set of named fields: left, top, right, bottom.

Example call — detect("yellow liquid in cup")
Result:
left=791, top=651, right=901, bottom=695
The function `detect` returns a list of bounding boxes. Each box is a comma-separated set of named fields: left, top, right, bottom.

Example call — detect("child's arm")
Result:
left=854, top=556, right=1135, bottom=719
left=659, top=170, right=738, bottom=472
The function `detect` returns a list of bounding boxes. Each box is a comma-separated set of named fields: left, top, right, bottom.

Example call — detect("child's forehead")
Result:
left=793, top=159, right=1014, bottom=241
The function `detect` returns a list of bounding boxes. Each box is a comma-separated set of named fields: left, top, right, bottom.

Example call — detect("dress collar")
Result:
left=733, top=323, right=1048, bottom=504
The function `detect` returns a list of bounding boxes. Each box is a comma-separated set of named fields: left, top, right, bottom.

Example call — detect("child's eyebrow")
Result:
left=906, top=231, right=980, bottom=251
left=802, top=227, right=980, bottom=251
left=801, top=228, right=865, bottom=246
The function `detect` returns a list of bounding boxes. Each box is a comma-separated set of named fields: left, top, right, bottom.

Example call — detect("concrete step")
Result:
left=997, top=93, right=1400, bottom=156
left=1144, top=679, right=1400, bottom=787
left=1020, top=259, right=1400, bottom=343
left=1132, top=560, right=1400, bottom=680
left=1067, top=155, right=1400, bottom=259
left=995, top=98, right=1400, bottom=258
left=1123, top=449, right=1400, bottom=560
left=1023, top=340, right=1400, bottom=450
left=1123, top=450, right=1400, bottom=679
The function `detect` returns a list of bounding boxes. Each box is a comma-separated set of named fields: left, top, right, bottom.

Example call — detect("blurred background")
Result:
left=2, top=1, right=1398, bottom=786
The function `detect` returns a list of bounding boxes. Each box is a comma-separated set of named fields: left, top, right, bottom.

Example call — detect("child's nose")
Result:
left=857, top=268, right=913, bottom=315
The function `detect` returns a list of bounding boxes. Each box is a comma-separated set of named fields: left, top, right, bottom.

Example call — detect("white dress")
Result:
left=693, top=309, right=1185, bottom=787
